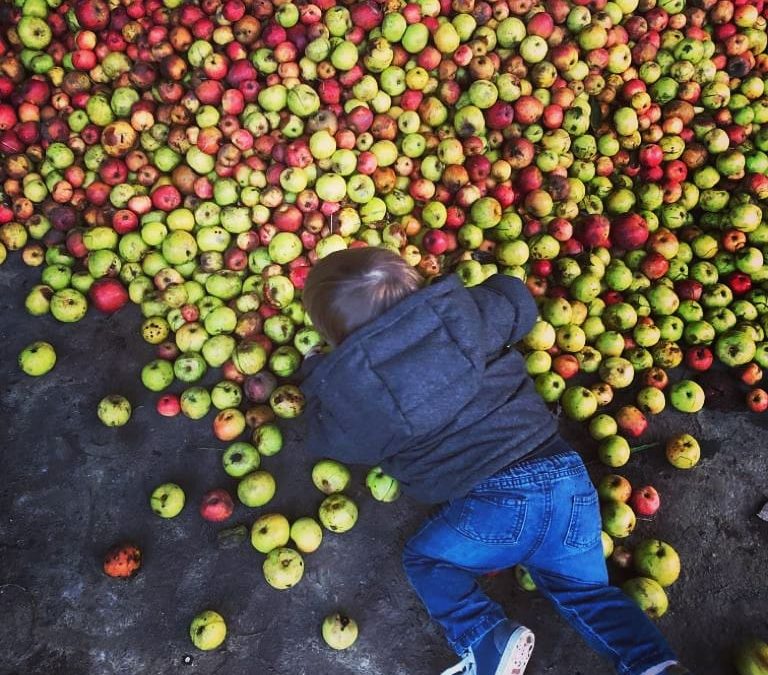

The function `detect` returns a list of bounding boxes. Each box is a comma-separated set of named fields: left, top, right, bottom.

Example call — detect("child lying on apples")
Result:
left=299, top=247, right=690, bottom=675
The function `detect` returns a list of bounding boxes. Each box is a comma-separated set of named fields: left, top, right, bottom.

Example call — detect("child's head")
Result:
left=303, top=247, right=423, bottom=346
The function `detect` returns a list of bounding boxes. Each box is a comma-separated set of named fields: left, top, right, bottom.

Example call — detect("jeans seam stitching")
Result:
left=523, top=486, right=552, bottom=561
left=453, top=615, right=504, bottom=652
left=529, top=570, right=625, bottom=672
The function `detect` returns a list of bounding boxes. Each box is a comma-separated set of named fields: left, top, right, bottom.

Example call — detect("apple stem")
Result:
left=630, top=442, right=661, bottom=454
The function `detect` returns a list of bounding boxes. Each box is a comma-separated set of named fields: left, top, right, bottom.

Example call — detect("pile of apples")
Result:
left=3, top=0, right=768, bottom=651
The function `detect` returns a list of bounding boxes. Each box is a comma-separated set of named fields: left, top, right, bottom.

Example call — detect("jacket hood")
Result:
left=301, top=275, right=493, bottom=462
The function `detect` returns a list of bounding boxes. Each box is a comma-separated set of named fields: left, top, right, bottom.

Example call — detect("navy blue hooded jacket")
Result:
left=300, top=273, right=559, bottom=504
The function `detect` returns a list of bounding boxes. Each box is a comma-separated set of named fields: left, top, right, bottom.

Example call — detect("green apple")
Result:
left=599, top=357, right=635, bottom=389
left=514, top=564, right=537, bottom=591
left=637, top=387, right=666, bottom=415
left=211, top=381, right=242, bottom=410
left=251, top=513, right=291, bottom=554
left=141, top=359, right=174, bottom=392
left=365, top=467, right=401, bottom=502
left=50, top=288, right=88, bottom=323
left=601, top=531, right=614, bottom=559
left=174, top=352, right=207, bottom=383
left=561, top=386, right=598, bottom=421
left=598, top=435, right=631, bottom=468
left=18, top=341, right=56, bottom=376
left=180, top=387, right=212, bottom=419
left=319, top=494, right=358, bottom=533
left=733, top=638, right=768, bottom=675
left=150, top=483, right=185, bottom=518
left=601, top=500, right=636, bottom=538
left=322, top=613, right=359, bottom=650
left=312, top=460, right=351, bottom=494
left=25, top=284, right=53, bottom=316
left=269, top=385, right=305, bottom=418
left=189, top=610, right=227, bottom=651
left=523, top=321, right=556, bottom=350
left=269, top=232, right=303, bottom=264
left=669, top=380, right=705, bottom=413
left=589, top=414, right=618, bottom=441
left=633, top=539, right=681, bottom=587
left=715, top=330, right=757, bottom=367
left=97, top=395, right=132, bottom=427
left=237, top=470, right=276, bottom=507
left=665, top=433, right=701, bottom=469
left=263, top=547, right=304, bottom=589
left=269, top=345, right=301, bottom=377
left=253, top=423, right=283, bottom=456
left=622, top=577, right=668, bottom=619
left=222, top=442, right=261, bottom=477
left=290, top=517, right=323, bottom=554
left=17, top=16, right=52, bottom=49
left=534, top=372, right=566, bottom=402
left=232, top=341, right=267, bottom=375
left=541, top=297, right=573, bottom=327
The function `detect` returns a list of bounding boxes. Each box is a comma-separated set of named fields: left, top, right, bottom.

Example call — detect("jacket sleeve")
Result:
left=295, top=351, right=324, bottom=383
left=467, top=274, right=538, bottom=350
left=303, top=393, right=400, bottom=466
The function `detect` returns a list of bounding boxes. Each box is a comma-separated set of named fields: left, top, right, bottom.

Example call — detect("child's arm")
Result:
left=467, top=274, right=538, bottom=351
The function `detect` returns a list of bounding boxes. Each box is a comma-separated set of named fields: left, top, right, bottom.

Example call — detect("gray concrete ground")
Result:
left=1, top=256, right=767, bottom=675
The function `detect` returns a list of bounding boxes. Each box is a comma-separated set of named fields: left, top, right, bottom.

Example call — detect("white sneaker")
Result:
left=440, top=623, right=535, bottom=675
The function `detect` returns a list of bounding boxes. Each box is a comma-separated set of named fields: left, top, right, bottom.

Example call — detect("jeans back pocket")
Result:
left=456, top=493, right=528, bottom=544
left=564, top=492, right=602, bottom=549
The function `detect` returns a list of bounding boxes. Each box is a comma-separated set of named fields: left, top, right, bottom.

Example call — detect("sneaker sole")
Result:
left=494, top=627, right=535, bottom=675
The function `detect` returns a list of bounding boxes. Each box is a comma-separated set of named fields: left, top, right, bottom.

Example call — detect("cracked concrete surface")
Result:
left=1, top=257, right=767, bottom=675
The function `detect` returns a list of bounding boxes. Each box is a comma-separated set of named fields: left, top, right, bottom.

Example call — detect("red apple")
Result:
left=89, top=278, right=129, bottom=314
left=616, top=405, right=648, bottom=438
left=156, top=394, right=181, bottom=417
left=741, top=363, right=763, bottom=386
left=552, top=354, right=580, bottom=379
left=747, top=388, right=768, bottom=413
left=612, top=214, right=649, bottom=251
left=630, top=486, right=661, bottom=517
left=575, top=214, right=611, bottom=248
left=685, top=346, right=714, bottom=372
left=200, top=489, right=235, bottom=522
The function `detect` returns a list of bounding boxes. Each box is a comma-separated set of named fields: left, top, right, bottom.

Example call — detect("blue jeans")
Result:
left=402, top=449, right=677, bottom=675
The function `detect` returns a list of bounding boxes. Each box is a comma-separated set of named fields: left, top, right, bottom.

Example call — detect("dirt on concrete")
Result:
left=1, top=257, right=767, bottom=675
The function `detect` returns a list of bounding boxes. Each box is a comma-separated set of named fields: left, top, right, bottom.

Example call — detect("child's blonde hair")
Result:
left=303, top=247, right=423, bottom=346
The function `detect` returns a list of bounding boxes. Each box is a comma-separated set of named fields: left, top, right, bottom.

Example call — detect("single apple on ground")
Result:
left=189, top=610, right=227, bottom=651
left=200, top=489, right=234, bottom=522
left=322, top=613, right=359, bottom=650
left=319, top=494, right=359, bottom=533
left=366, top=466, right=401, bottom=502
left=312, top=459, right=351, bottom=494
left=18, top=341, right=56, bottom=376
left=263, top=547, right=304, bottom=589
left=103, top=542, right=142, bottom=578
left=666, top=433, right=701, bottom=469
left=150, top=483, right=185, bottom=518
left=97, top=395, right=132, bottom=427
